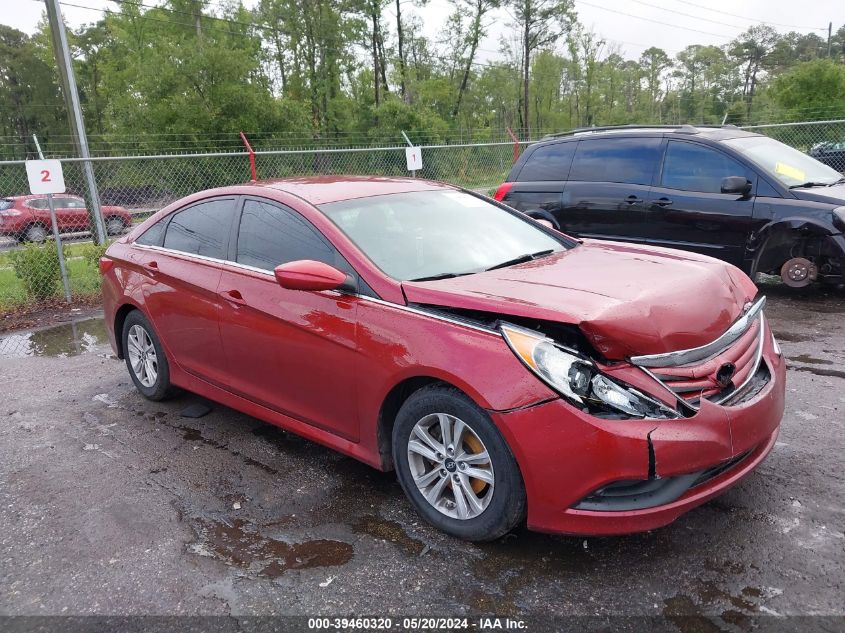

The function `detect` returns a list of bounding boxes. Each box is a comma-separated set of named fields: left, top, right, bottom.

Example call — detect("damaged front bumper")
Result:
left=492, top=332, right=785, bottom=536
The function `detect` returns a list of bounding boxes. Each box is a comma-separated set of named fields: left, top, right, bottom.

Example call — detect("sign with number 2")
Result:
left=25, top=159, right=66, bottom=195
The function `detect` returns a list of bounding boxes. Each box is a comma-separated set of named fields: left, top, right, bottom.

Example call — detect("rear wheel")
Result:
left=392, top=385, right=525, bottom=541
left=106, top=216, right=127, bottom=236
left=122, top=310, right=174, bottom=401
left=24, top=224, right=48, bottom=243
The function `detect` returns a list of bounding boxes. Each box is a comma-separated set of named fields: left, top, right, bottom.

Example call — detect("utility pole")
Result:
left=829, top=22, right=833, bottom=59
left=44, top=0, right=108, bottom=245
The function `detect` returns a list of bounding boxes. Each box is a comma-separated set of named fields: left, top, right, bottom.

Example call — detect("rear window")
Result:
left=517, top=142, right=577, bottom=181
left=568, top=137, right=662, bottom=185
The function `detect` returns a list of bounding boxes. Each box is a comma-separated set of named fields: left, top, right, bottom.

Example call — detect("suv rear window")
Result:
left=568, top=137, right=661, bottom=185
left=518, top=142, right=577, bottom=181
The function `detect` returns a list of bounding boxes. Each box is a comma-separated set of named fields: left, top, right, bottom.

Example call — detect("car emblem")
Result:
left=715, top=363, right=737, bottom=388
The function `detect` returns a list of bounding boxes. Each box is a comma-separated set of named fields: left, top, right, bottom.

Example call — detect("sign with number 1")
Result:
left=25, top=159, right=66, bottom=195
left=405, top=147, right=423, bottom=171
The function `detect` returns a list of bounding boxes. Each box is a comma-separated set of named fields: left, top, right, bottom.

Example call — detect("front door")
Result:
left=217, top=197, right=361, bottom=441
left=645, top=140, right=756, bottom=266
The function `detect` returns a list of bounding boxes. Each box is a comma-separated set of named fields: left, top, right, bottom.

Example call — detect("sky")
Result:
left=3, top=0, right=843, bottom=63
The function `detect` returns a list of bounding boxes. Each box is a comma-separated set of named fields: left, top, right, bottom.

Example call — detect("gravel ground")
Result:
left=0, top=282, right=843, bottom=630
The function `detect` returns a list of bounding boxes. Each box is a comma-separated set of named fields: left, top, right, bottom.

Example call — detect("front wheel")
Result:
left=392, top=385, right=526, bottom=541
left=106, top=216, right=127, bottom=236
left=122, top=310, right=174, bottom=401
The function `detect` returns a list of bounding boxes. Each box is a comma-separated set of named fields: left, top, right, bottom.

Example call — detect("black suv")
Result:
left=494, top=125, right=845, bottom=288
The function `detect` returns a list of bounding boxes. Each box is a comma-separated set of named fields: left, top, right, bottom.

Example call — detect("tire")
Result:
left=106, top=216, right=126, bottom=236
left=122, top=310, right=174, bottom=401
left=24, top=224, right=48, bottom=243
left=392, top=385, right=526, bottom=541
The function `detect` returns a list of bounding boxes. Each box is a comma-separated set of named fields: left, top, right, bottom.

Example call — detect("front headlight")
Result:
left=833, top=206, right=845, bottom=230
left=501, top=323, right=678, bottom=419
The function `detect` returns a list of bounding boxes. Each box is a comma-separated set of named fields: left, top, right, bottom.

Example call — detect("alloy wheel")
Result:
left=407, top=412, right=495, bottom=520
left=127, top=324, right=158, bottom=388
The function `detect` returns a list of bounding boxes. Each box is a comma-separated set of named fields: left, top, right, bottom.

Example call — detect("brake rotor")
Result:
left=463, top=434, right=489, bottom=494
left=780, top=257, right=818, bottom=288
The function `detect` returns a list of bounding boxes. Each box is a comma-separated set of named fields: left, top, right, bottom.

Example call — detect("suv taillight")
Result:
left=493, top=182, right=513, bottom=202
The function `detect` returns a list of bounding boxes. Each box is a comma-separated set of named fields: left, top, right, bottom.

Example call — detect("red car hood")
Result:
left=401, top=239, right=758, bottom=359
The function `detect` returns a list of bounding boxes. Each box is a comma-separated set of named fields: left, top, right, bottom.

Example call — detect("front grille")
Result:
left=648, top=318, right=763, bottom=405
left=630, top=298, right=768, bottom=410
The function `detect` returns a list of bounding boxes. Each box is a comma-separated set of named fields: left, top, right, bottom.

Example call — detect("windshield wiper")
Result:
left=485, top=249, right=556, bottom=272
left=789, top=181, right=835, bottom=189
left=829, top=177, right=845, bottom=186
left=408, top=272, right=470, bottom=282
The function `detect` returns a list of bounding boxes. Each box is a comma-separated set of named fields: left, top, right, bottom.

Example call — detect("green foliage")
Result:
left=771, top=60, right=845, bottom=121
left=8, top=244, right=62, bottom=301
left=80, top=243, right=109, bottom=270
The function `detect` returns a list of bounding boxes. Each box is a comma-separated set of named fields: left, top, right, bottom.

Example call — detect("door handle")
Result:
left=653, top=197, right=673, bottom=207
left=220, top=289, right=247, bottom=306
left=142, top=261, right=159, bottom=273
left=625, top=195, right=644, bottom=205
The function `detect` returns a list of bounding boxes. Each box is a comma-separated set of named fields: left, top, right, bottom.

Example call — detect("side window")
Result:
left=661, top=141, right=748, bottom=193
left=27, top=198, right=47, bottom=210
left=135, top=218, right=168, bottom=246
left=163, top=198, right=233, bottom=259
left=517, top=142, right=577, bottom=181
left=236, top=199, right=335, bottom=271
left=568, top=137, right=662, bottom=185
left=66, top=198, right=86, bottom=208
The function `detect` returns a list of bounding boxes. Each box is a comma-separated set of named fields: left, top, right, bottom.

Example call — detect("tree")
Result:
left=447, top=0, right=500, bottom=117
left=729, top=25, right=779, bottom=121
left=0, top=25, right=67, bottom=158
left=770, top=59, right=845, bottom=120
left=640, top=47, right=670, bottom=121
left=508, top=0, right=574, bottom=135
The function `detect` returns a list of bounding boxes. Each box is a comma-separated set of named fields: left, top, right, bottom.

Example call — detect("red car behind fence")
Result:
left=0, top=194, right=132, bottom=242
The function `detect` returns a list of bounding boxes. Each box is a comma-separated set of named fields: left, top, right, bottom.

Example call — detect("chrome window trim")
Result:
left=630, top=296, right=766, bottom=368
left=131, top=243, right=500, bottom=336
left=638, top=314, right=767, bottom=412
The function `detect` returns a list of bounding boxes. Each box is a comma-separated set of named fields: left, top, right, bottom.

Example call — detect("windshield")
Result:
left=320, top=190, right=568, bottom=281
left=723, top=136, right=842, bottom=187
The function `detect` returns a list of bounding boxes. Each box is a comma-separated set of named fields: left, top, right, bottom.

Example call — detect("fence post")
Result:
left=32, top=134, right=71, bottom=303
left=506, top=127, right=521, bottom=163
left=240, top=132, right=257, bottom=182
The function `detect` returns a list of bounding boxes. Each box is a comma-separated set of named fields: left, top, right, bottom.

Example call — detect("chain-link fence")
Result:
left=1, top=120, right=845, bottom=333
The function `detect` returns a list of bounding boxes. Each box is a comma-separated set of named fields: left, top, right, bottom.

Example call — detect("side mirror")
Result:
left=274, top=260, right=347, bottom=292
left=721, top=176, right=752, bottom=196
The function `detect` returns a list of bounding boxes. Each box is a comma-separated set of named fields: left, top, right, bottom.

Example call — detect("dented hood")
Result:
left=401, top=239, right=758, bottom=359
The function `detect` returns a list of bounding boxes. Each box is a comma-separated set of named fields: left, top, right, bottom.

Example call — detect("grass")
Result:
left=0, top=248, right=102, bottom=311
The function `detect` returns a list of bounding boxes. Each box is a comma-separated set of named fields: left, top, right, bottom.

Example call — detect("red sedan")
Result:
left=100, top=177, right=785, bottom=541
left=0, top=194, right=132, bottom=242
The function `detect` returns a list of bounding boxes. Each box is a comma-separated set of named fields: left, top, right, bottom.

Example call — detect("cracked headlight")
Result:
left=501, top=323, right=678, bottom=419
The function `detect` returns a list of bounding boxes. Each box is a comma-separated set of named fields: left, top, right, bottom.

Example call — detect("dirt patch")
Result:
left=0, top=295, right=102, bottom=334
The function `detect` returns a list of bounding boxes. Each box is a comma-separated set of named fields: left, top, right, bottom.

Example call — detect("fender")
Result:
left=748, top=217, right=845, bottom=278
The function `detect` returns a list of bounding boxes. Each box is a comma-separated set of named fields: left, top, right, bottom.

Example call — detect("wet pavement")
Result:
left=0, top=281, right=843, bottom=626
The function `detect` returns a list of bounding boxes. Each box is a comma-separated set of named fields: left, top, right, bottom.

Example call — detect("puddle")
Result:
left=787, top=354, right=834, bottom=366
left=791, top=366, right=845, bottom=380
left=190, top=517, right=353, bottom=578
left=0, top=317, right=108, bottom=358
left=352, top=515, right=425, bottom=556
left=771, top=330, right=814, bottom=343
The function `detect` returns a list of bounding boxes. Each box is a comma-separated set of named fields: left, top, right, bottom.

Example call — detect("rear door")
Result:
left=556, top=136, right=662, bottom=242
left=132, top=197, right=236, bottom=386
left=503, top=141, right=576, bottom=215
left=63, top=196, right=91, bottom=232
left=645, top=140, right=756, bottom=266
left=216, top=197, right=361, bottom=441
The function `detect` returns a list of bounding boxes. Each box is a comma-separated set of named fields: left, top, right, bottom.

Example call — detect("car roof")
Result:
left=540, top=125, right=761, bottom=143
left=254, top=175, right=453, bottom=205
